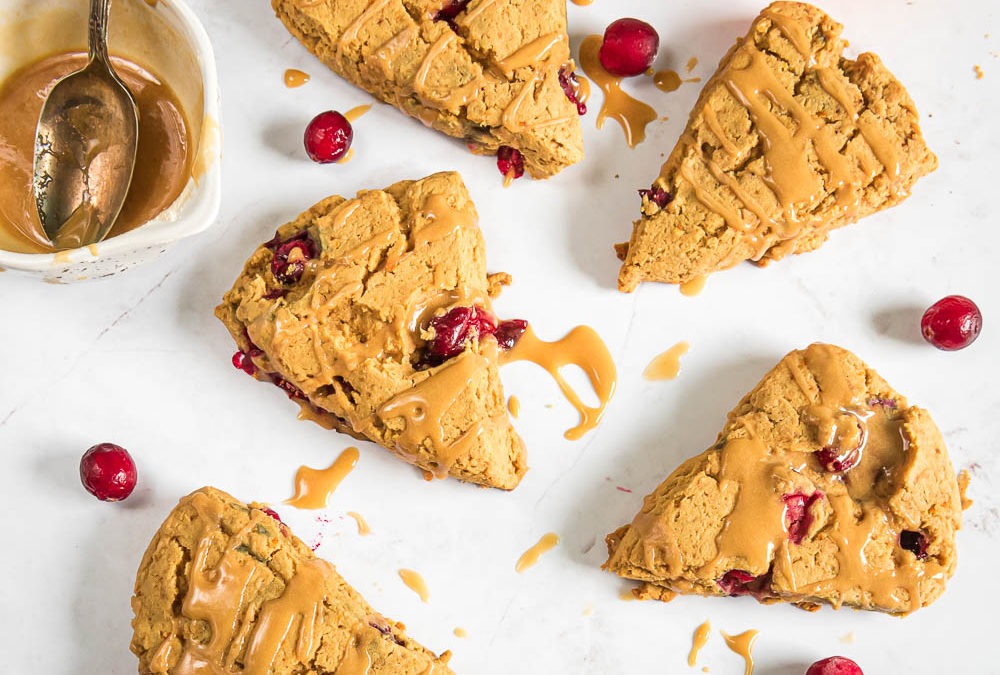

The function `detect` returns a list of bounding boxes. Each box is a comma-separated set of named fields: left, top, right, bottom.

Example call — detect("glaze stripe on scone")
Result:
left=215, top=172, right=527, bottom=490
left=130, top=487, right=455, bottom=674
left=271, top=0, right=585, bottom=179
left=604, top=344, right=962, bottom=614
left=616, top=1, right=938, bottom=290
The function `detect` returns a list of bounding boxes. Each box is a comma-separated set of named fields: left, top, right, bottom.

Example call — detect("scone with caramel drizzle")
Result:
left=616, top=1, right=938, bottom=290
left=605, top=344, right=963, bottom=615
left=215, top=172, right=527, bottom=489
left=271, top=0, right=585, bottom=179
left=130, top=487, right=455, bottom=674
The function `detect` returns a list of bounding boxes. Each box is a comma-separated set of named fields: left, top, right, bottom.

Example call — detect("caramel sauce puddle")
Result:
left=286, top=447, right=359, bottom=509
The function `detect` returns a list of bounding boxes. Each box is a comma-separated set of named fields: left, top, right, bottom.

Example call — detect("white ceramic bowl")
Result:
left=0, top=0, right=221, bottom=282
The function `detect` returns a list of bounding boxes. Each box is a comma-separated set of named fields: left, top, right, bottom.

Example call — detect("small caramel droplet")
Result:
left=653, top=69, right=682, bottom=92
left=644, top=341, right=689, bottom=381
left=286, top=447, right=360, bottom=510
left=688, top=621, right=712, bottom=666
left=515, top=532, right=560, bottom=572
left=398, top=569, right=430, bottom=602
left=283, top=68, right=310, bottom=88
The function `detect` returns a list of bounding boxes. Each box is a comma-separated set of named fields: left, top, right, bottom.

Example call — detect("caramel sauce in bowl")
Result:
left=0, top=0, right=220, bottom=282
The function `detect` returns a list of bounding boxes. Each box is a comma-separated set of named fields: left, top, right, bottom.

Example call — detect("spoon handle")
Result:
left=88, top=0, right=111, bottom=65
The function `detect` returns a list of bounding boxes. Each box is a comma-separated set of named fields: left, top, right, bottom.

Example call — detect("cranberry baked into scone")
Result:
left=131, top=487, right=455, bottom=674
left=616, top=1, right=937, bottom=290
left=215, top=172, right=527, bottom=489
left=605, top=344, right=962, bottom=615
left=271, top=0, right=585, bottom=179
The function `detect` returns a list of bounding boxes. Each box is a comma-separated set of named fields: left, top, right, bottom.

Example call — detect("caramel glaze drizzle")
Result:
left=579, top=34, right=658, bottom=147
left=671, top=9, right=905, bottom=264
left=721, top=629, right=759, bottom=675
left=334, top=0, right=576, bottom=140
left=501, top=325, right=617, bottom=440
left=159, top=491, right=386, bottom=674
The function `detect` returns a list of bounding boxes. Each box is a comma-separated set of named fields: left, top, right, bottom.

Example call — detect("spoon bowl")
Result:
left=32, top=0, right=138, bottom=249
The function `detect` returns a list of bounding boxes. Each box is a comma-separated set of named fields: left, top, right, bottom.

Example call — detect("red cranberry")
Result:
left=867, top=396, right=897, bottom=409
left=497, top=146, right=525, bottom=181
left=717, top=569, right=757, bottom=596
left=232, top=350, right=258, bottom=376
left=598, top=18, right=659, bottom=77
left=494, top=319, right=528, bottom=350
left=921, top=295, right=982, bottom=350
left=435, top=0, right=470, bottom=29
left=273, top=377, right=307, bottom=400
left=263, top=288, right=289, bottom=300
left=639, top=185, right=672, bottom=208
left=899, top=530, right=929, bottom=559
left=270, top=233, right=317, bottom=285
left=426, top=306, right=498, bottom=364
left=304, top=110, right=353, bottom=163
left=260, top=507, right=283, bottom=523
left=806, top=656, right=864, bottom=675
left=80, top=443, right=137, bottom=502
left=558, top=68, right=587, bottom=115
left=816, top=445, right=861, bottom=473
left=784, top=492, right=822, bottom=544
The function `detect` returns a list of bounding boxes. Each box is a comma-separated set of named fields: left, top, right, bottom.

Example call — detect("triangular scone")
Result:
left=215, top=172, right=527, bottom=489
left=605, top=344, right=962, bottom=614
left=272, top=0, right=585, bottom=179
left=616, top=1, right=937, bottom=290
left=131, top=487, right=455, bottom=674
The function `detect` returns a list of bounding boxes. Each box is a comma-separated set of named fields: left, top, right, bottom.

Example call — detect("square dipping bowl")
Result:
left=0, top=0, right=221, bottom=282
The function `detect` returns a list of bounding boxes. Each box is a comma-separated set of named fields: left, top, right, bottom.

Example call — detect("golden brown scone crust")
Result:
left=271, top=0, right=584, bottom=179
left=617, top=1, right=937, bottom=290
left=131, top=487, right=454, bottom=674
left=215, top=172, right=527, bottom=490
left=605, top=344, right=962, bottom=615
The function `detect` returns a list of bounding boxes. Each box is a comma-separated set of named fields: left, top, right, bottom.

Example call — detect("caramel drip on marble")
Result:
left=453, top=627, right=468, bottom=638
left=653, top=69, right=682, bottom=92
left=721, top=630, right=758, bottom=675
left=344, top=104, right=372, bottom=123
left=347, top=511, right=371, bottom=536
left=570, top=0, right=593, bottom=5
left=501, top=325, right=617, bottom=440
left=688, top=621, right=711, bottom=667
left=686, top=57, right=699, bottom=73
left=515, top=532, right=560, bottom=572
left=643, top=341, right=689, bottom=381
left=507, top=395, right=521, bottom=419
left=679, top=275, right=707, bottom=297
left=496, top=33, right=567, bottom=78
left=579, top=35, right=658, bottom=148
left=399, top=569, right=430, bottom=602
left=378, top=350, right=493, bottom=477
left=286, top=447, right=360, bottom=510
left=284, top=68, right=310, bottom=88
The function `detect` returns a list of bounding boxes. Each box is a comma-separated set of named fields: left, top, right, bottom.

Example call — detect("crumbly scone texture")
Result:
left=215, top=172, right=527, bottom=490
left=271, top=0, right=584, bottom=179
left=617, top=1, right=938, bottom=290
left=131, top=487, right=454, bottom=674
left=604, top=344, right=962, bottom=614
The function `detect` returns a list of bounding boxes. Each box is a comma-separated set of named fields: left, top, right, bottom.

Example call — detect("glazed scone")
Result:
left=270, top=0, right=585, bottom=179
left=215, top=172, right=527, bottom=490
left=605, top=344, right=962, bottom=614
left=131, top=487, right=455, bottom=674
left=616, top=1, right=937, bottom=290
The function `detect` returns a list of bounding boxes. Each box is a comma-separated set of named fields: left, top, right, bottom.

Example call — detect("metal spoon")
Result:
left=32, top=0, right=138, bottom=249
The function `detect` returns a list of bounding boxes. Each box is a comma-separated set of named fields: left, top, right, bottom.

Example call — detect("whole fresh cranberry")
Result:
left=921, top=295, right=982, bottom=350
left=558, top=68, right=587, bottom=115
left=599, top=18, right=660, bottom=77
left=805, top=656, right=864, bottom=675
left=497, top=146, right=525, bottom=181
left=80, top=443, right=137, bottom=502
left=304, top=110, right=353, bottom=163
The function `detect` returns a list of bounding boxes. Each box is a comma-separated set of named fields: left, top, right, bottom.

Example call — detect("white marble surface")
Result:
left=2, top=0, right=998, bottom=672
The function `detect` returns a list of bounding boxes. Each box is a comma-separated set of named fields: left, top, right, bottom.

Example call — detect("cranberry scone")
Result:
left=131, top=487, right=455, bottom=674
left=215, top=172, right=527, bottom=489
left=605, top=343, right=962, bottom=615
left=616, top=1, right=937, bottom=290
left=272, top=0, right=585, bottom=179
